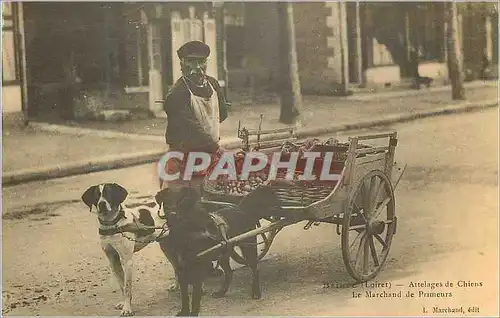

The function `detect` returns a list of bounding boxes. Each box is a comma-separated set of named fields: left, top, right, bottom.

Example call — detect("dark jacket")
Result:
left=163, top=76, right=229, bottom=152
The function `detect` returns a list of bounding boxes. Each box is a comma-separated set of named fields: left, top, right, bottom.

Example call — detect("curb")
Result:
left=28, top=122, right=166, bottom=143
left=29, top=80, right=497, bottom=143
left=2, top=99, right=497, bottom=187
left=1, top=150, right=167, bottom=187
left=348, top=80, right=497, bottom=101
left=294, top=98, right=498, bottom=138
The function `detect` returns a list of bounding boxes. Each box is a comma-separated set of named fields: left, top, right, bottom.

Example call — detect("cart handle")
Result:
left=354, top=132, right=397, bottom=141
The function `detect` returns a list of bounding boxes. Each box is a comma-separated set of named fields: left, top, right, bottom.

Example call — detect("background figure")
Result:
left=409, top=47, right=433, bottom=89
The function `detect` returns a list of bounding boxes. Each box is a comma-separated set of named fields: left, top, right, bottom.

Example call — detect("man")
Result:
left=160, top=41, right=230, bottom=283
left=161, top=40, right=229, bottom=190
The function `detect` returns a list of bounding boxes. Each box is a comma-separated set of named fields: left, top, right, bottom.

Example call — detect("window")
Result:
left=3, top=2, right=12, bottom=16
left=122, top=10, right=149, bottom=88
left=2, top=2, right=18, bottom=84
left=226, top=24, right=245, bottom=69
left=224, top=13, right=245, bottom=69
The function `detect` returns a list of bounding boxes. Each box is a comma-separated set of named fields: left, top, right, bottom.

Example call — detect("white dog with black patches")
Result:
left=81, top=183, right=171, bottom=317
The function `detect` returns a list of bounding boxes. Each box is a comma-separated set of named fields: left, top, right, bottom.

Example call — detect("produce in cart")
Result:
left=203, top=137, right=351, bottom=200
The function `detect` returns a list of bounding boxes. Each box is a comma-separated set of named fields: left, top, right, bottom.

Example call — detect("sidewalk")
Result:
left=2, top=81, right=498, bottom=185
left=42, top=81, right=499, bottom=140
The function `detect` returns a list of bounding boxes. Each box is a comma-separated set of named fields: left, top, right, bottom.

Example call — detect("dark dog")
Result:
left=412, top=76, right=433, bottom=89
left=155, top=186, right=283, bottom=316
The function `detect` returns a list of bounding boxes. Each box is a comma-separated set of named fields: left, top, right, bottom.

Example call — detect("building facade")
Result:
left=224, top=2, right=498, bottom=94
left=15, top=2, right=220, bottom=121
left=2, top=2, right=497, bottom=123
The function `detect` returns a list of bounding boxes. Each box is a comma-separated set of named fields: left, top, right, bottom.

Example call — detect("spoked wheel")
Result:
left=230, top=217, right=282, bottom=266
left=256, top=217, right=282, bottom=261
left=341, top=170, right=397, bottom=282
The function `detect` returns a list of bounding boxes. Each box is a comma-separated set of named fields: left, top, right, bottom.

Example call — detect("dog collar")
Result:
left=98, top=227, right=125, bottom=236
left=98, top=207, right=126, bottom=227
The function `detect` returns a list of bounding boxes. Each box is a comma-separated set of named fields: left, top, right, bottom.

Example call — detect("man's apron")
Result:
left=160, top=78, right=221, bottom=193
left=185, top=77, right=220, bottom=143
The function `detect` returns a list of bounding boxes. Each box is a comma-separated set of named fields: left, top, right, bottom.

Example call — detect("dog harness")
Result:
left=98, top=208, right=127, bottom=236
left=98, top=208, right=126, bottom=226
left=97, top=207, right=138, bottom=236
left=209, top=212, right=229, bottom=245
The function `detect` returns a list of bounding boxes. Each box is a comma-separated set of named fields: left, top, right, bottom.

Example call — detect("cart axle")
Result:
left=367, top=220, right=385, bottom=235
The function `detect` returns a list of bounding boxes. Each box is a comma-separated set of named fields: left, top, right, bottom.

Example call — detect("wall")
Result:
left=2, top=86, right=23, bottom=114
left=241, top=2, right=280, bottom=89
left=461, top=7, right=499, bottom=80
left=235, top=2, right=345, bottom=94
left=297, top=2, right=341, bottom=94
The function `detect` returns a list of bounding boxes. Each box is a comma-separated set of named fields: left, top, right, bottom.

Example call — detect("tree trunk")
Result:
left=277, top=2, right=302, bottom=125
left=360, top=3, right=373, bottom=85
left=446, top=2, right=466, bottom=100
left=214, top=3, right=229, bottom=100
left=338, top=1, right=349, bottom=95
left=353, top=2, right=363, bottom=85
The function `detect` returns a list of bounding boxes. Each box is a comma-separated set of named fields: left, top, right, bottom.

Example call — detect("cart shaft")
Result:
left=196, top=218, right=297, bottom=259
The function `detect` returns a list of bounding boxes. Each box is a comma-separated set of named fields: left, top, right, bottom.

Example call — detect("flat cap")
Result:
left=177, top=41, right=210, bottom=59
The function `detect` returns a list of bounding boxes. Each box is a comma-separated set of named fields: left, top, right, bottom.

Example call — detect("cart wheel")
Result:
left=230, top=218, right=282, bottom=266
left=256, top=218, right=282, bottom=260
left=341, top=170, right=396, bottom=282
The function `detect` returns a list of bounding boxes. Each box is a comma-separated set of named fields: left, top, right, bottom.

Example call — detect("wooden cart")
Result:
left=198, top=119, right=406, bottom=282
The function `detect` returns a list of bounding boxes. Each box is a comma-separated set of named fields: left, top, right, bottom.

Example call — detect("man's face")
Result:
left=181, top=57, right=208, bottom=84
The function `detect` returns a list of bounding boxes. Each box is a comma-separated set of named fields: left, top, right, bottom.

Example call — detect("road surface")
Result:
left=2, top=108, right=498, bottom=316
